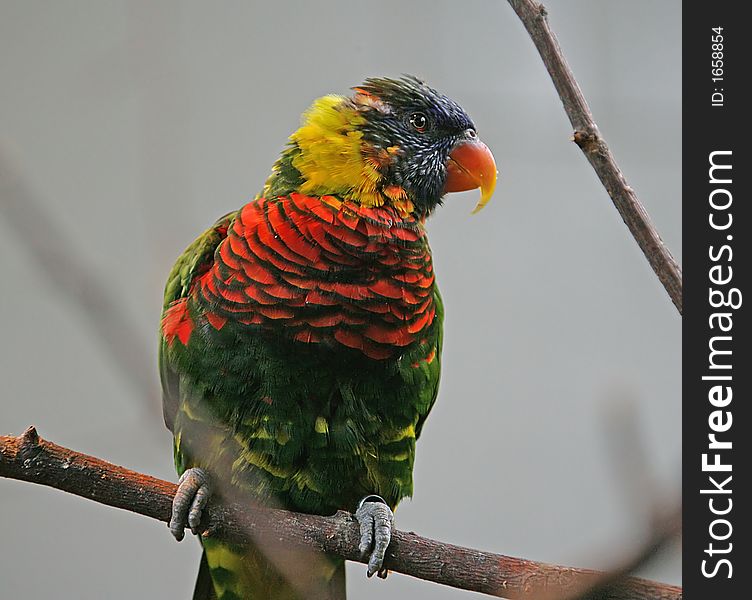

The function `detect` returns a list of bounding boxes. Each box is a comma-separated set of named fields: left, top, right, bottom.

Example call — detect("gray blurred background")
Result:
left=0, top=1, right=681, bottom=598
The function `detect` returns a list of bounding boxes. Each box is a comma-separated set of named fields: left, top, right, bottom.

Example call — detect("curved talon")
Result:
left=355, top=495, right=394, bottom=577
left=170, top=467, right=213, bottom=541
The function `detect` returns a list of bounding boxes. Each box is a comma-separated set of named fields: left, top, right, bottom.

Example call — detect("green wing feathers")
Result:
left=162, top=212, right=237, bottom=311
left=159, top=212, right=235, bottom=432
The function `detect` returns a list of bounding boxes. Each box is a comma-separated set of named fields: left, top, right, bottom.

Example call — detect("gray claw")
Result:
left=355, top=495, right=394, bottom=578
left=170, top=467, right=212, bottom=541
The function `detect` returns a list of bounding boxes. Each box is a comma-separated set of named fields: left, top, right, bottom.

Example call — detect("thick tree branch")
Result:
left=1, top=428, right=680, bottom=599
left=505, top=0, right=682, bottom=313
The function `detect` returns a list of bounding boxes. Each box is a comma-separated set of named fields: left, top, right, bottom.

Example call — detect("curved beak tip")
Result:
left=443, top=140, right=498, bottom=214
left=470, top=170, right=498, bottom=215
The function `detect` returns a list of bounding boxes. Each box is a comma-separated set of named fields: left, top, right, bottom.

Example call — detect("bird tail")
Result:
left=193, top=538, right=345, bottom=600
left=192, top=550, right=217, bottom=600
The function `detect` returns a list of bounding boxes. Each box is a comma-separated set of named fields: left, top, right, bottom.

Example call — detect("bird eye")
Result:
left=409, top=112, right=428, bottom=133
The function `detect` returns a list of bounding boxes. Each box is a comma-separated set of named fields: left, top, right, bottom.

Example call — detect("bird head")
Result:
left=264, top=76, right=497, bottom=217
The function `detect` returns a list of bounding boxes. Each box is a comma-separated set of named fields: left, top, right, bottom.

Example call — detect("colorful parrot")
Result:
left=159, top=76, right=497, bottom=599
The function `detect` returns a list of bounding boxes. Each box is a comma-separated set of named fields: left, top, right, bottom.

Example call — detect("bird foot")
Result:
left=169, top=467, right=213, bottom=541
left=355, top=495, right=394, bottom=578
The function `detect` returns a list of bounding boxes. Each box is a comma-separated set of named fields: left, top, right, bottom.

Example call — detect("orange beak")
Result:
left=444, top=140, right=498, bottom=214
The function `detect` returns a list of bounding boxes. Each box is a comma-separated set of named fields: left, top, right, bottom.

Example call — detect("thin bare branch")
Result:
left=566, top=509, right=681, bottom=600
left=505, top=0, right=682, bottom=313
left=1, top=427, right=681, bottom=600
left=0, top=150, right=157, bottom=407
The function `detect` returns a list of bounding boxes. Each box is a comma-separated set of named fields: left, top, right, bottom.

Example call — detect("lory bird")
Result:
left=160, top=76, right=497, bottom=599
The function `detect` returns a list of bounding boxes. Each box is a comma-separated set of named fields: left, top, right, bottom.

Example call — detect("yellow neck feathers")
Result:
left=283, top=95, right=413, bottom=214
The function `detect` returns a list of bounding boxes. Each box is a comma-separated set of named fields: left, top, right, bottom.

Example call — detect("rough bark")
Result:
left=1, top=428, right=681, bottom=599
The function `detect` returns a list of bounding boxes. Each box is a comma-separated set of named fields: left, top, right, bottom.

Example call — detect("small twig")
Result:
left=505, top=0, right=682, bottom=313
left=0, top=428, right=681, bottom=600
left=0, top=150, right=157, bottom=407
left=567, top=508, right=681, bottom=600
